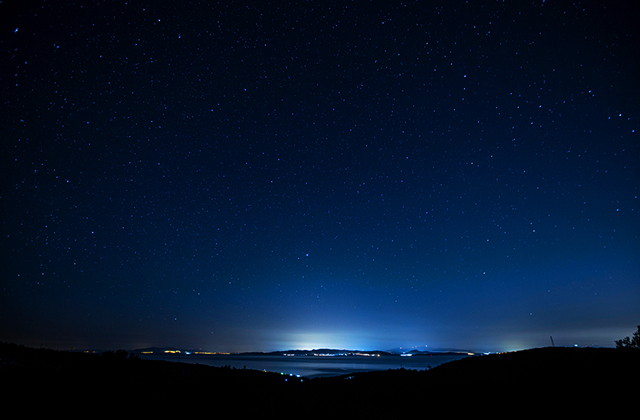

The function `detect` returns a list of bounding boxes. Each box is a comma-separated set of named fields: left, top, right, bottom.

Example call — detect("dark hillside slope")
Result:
left=2, top=343, right=637, bottom=417
left=291, top=346, right=639, bottom=416
left=427, top=346, right=637, bottom=387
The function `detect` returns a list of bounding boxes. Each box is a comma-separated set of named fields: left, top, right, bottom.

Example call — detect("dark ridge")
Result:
left=2, top=342, right=637, bottom=417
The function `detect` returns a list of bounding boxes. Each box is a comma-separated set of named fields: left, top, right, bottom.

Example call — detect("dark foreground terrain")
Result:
left=2, top=342, right=637, bottom=417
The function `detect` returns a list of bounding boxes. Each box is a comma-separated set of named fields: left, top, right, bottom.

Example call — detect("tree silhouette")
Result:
left=615, top=325, right=640, bottom=349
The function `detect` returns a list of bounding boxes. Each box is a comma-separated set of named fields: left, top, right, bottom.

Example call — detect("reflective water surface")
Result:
left=139, top=353, right=472, bottom=378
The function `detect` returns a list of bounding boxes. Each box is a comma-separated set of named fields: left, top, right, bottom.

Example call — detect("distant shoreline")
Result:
left=128, top=346, right=478, bottom=357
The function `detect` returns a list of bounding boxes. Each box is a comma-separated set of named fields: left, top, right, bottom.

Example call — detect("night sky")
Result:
left=1, top=1, right=638, bottom=353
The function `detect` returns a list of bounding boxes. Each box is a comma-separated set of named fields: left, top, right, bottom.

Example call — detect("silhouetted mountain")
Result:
left=127, top=346, right=476, bottom=356
left=241, top=348, right=396, bottom=356
left=386, top=346, right=476, bottom=354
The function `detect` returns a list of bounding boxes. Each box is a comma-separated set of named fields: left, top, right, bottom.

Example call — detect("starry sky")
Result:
left=1, top=0, right=638, bottom=353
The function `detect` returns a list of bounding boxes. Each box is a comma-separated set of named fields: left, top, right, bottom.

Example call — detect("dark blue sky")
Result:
left=1, top=0, right=638, bottom=353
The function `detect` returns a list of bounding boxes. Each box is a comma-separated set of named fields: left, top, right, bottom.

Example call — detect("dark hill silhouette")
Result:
left=2, top=342, right=637, bottom=417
